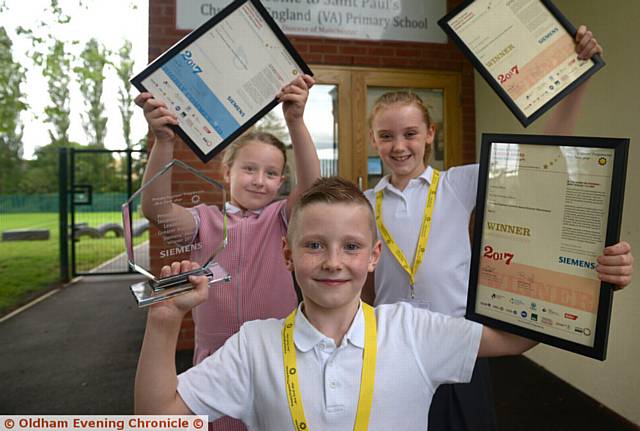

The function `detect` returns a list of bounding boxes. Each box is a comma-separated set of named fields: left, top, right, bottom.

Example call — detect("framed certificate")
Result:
left=467, top=134, right=629, bottom=360
left=131, top=0, right=312, bottom=163
left=438, top=0, right=604, bottom=127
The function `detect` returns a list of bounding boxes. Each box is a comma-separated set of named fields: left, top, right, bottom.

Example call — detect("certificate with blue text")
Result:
left=467, top=134, right=628, bottom=360
left=131, top=0, right=312, bottom=163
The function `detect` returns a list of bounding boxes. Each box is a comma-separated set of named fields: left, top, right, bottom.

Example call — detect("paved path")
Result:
left=0, top=273, right=148, bottom=413
left=0, top=243, right=193, bottom=414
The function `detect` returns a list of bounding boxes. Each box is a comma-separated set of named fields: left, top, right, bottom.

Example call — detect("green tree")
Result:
left=0, top=27, right=27, bottom=193
left=20, top=141, right=80, bottom=193
left=131, top=135, right=148, bottom=190
left=74, top=38, right=109, bottom=148
left=112, top=40, right=141, bottom=194
left=13, top=0, right=76, bottom=192
left=115, top=40, right=135, bottom=148
left=43, top=40, right=74, bottom=145
left=73, top=38, right=118, bottom=191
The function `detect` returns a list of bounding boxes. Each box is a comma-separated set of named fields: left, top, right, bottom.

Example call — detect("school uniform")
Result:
left=177, top=302, right=483, bottom=430
left=189, top=199, right=299, bottom=431
left=365, top=164, right=498, bottom=431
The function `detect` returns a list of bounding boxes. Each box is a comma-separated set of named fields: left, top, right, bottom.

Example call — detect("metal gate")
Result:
left=60, top=148, right=146, bottom=277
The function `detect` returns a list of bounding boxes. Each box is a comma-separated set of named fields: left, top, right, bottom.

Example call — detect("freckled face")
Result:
left=284, top=202, right=381, bottom=313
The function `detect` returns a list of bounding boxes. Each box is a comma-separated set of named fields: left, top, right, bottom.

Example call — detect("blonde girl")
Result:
left=363, top=28, right=633, bottom=431
left=135, top=74, right=319, bottom=431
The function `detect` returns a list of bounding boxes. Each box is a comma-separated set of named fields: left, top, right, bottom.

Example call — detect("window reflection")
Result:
left=254, top=84, right=339, bottom=196
left=490, top=143, right=521, bottom=178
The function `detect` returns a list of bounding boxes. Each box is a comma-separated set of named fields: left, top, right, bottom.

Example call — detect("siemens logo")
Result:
left=538, top=27, right=559, bottom=44
left=160, top=243, right=203, bottom=258
left=558, top=256, right=596, bottom=270
left=227, top=96, right=246, bottom=118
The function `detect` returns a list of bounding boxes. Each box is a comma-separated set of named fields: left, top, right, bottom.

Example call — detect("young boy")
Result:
left=135, top=177, right=539, bottom=429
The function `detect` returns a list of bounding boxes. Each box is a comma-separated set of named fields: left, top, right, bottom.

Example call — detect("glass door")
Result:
left=254, top=66, right=350, bottom=195
left=255, top=66, right=464, bottom=192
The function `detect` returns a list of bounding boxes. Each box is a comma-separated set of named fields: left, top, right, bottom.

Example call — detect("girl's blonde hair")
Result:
left=368, top=91, right=433, bottom=164
left=221, top=131, right=287, bottom=173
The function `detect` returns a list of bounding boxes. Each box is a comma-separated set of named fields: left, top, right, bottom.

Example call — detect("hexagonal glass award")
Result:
left=122, top=159, right=230, bottom=307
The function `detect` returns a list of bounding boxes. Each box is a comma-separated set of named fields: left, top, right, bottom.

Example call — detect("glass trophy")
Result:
left=122, top=159, right=230, bottom=307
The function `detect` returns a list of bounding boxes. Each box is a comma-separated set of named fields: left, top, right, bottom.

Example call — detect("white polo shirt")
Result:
left=177, top=302, right=482, bottom=430
left=364, top=165, right=479, bottom=317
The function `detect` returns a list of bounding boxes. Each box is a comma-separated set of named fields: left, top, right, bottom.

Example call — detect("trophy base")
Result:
left=130, top=262, right=230, bottom=308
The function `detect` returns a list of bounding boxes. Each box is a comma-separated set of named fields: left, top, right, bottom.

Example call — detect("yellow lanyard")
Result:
left=375, top=170, right=440, bottom=299
left=282, top=303, right=377, bottom=431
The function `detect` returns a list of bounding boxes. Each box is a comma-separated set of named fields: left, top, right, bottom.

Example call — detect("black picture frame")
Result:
left=468, top=134, right=629, bottom=360
left=131, top=0, right=313, bottom=163
left=438, top=0, right=604, bottom=127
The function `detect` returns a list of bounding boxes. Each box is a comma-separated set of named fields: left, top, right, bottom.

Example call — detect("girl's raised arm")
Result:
left=543, top=25, right=602, bottom=136
left=136, top=93, right=196, bottom=239
left=278, top=75, right=321, bottom=217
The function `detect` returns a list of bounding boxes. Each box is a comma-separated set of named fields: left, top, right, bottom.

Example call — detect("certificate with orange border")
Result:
left=438, top=0, right=604, bottom=127
left=468, top=134, right=628, bottom=360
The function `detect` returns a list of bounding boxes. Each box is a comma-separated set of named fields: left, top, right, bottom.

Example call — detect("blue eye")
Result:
left=345, top=243, right=361, bottom=252
left=305, top=242, right=322, bottom=250
left=267, top=171, right=279, bottom=178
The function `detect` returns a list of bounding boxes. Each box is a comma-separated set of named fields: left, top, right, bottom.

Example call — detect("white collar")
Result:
left=293, top=302, right=365, bottom=352
left=224, top=201, right=263, bottom=215
left=373, top=166, right=434, bottom=194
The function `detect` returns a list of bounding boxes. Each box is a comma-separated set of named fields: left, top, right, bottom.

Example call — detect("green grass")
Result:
left=0, top=212, right=147, bottom=314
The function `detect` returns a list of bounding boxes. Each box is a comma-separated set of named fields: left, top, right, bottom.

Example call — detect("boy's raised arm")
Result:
left=477, top=326, right=538, bottom=358
left=134, top=261, right=209, bottom=414
left=279, top=75, right=321, bottom=216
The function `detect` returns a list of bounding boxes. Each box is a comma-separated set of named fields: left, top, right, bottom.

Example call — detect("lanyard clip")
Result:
left=410, top=284, right=415, bottom=300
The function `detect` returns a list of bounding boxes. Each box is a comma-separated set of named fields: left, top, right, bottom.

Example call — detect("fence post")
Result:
left=126, top=149, right=134, bottom=273
left=58, top=148, right=70, bottom=283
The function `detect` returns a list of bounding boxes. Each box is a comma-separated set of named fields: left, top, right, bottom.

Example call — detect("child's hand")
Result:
left=148, top=261, right=210, bottom=320
left=575, top=25, right=602, bottom=60
left=597, top=241, right=634, bottom=290
left=134, top=92, right=179, bottom=142
left=542, top=25, right=602, bottom=135
left=279, top=74, right=315, bottom=124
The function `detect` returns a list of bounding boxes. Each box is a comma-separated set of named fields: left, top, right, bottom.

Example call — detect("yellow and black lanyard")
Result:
left=282, top=303, right=377, bottom=431
left=375, top=170, right=440, bottom=299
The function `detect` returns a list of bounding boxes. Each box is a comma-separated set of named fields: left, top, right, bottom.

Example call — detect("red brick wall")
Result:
left=147, top=0, right=476, bottom=350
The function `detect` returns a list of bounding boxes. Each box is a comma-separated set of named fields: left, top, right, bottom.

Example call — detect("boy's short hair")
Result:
left=288, top=177, right=377, bottom=244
